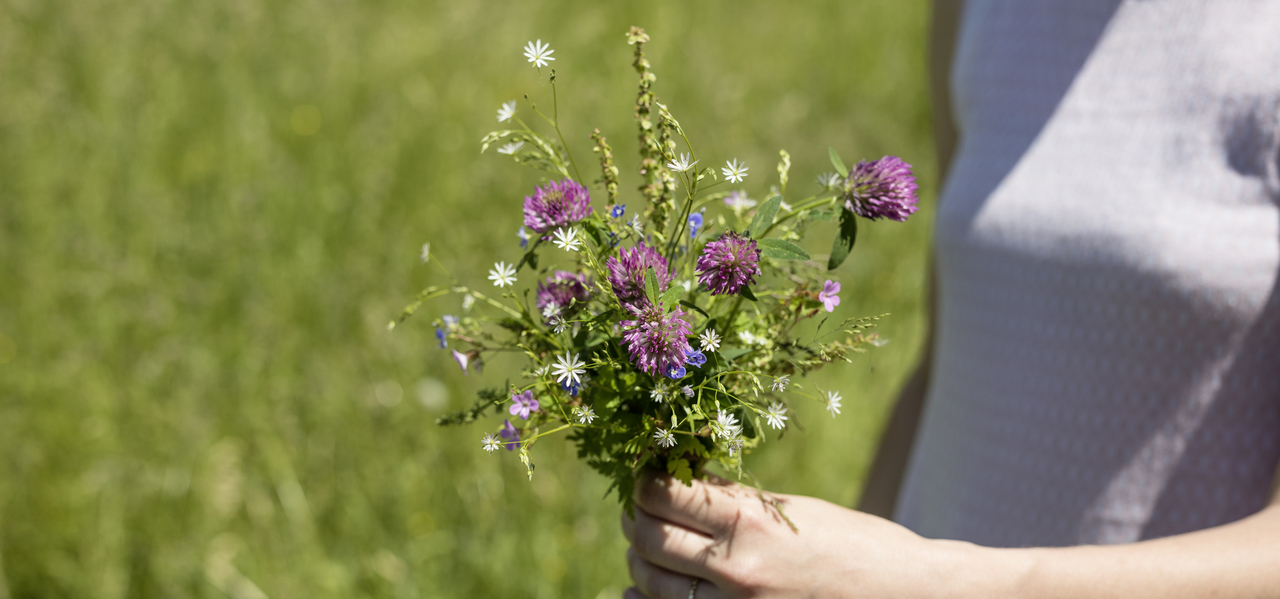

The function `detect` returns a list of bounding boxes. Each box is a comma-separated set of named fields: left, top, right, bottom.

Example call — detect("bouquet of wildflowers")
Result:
left=394, top=27, right=918, bottom=511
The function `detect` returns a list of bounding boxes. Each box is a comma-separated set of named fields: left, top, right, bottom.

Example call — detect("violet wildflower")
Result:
left=610, top=204, right=626, bottom=218
left=436, top=328, right=447, bottom=348
left=606, top=241, right=674, bottom=307
left=666, top=365, right=687, bottom=379
left=517, top=226, right=529, bottom=249
left=452, top=349, right=470, bottom=375
left=509, top=390, right=539, bottom=420
left=819, top=280, right=841, bottom=313
left=620, top=303, right=694, bottom=377
left=684, top=348, right=707, bottom=368
left=688, top=212, right=703, bottom=238
left=443, top=315, right=459, bottom=328
left=523, top=179, right=593, bottom=234
left=681, top=386, right=695, bottom=398
left=841, top=156, right=919, bottom=222
left=499, top=420, right=520, bottom=451
left=536, top=271, right=590, bottom=323
left=696, top=231, right=762, bottom=296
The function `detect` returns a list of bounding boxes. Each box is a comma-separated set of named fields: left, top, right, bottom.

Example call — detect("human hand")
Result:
left=620, top=471, right=987, bottom=599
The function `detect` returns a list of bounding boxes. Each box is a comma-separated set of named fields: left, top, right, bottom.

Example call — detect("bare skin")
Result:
left=621, top=472, right=1280, bottom=599
left=622, top=2, right=1280, bottom=597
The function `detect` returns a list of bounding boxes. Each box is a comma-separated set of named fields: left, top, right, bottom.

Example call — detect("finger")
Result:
left=623, top=587, right=647, bottom=599
left=623, top=504, right=722, bottom=579
left=633, top=471, right=749, bottom=537
left=627, top=548, right=727, bottom=599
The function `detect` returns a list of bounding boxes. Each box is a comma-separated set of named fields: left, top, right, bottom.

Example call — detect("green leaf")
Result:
left=644, top=267, right=660, bottom=305
left=739, top=285, right=757, bottom=302
left=757, top=238, right=810, bottom=261
left=678, top=300, right=709, bottom=319
left=659, top=284, right=685, bottom=312
left=666, top=458, right=694, bottom=486
left=748, top=195, right=784, bottom=238
left=828, top=147, right=848, bottom=175
left=828, top=209, right=858, bottom=270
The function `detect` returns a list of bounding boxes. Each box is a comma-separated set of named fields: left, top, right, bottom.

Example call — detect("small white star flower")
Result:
left=726, top=438, right=745, bottom=457
left=496, top=100, right=517, bottom=123
left=825, top=390, right=843, bottom=417
left=666, top=153, right=698, bottom=173
left=575, top=405, right=597, bottom=425
left=550, top=315, right=568, bottom=334
left=653, top=428, right=677, bottom=448
left=650, top=387, right=666, bottom=403
left=714, top=411, right=741, bottom=440
left=552, top=227, right=582, bottom=252
left=817, top=172, right=842, bottom=190
left=780, top=200, right=793, bottom=211
left=461, top=294, right=475, bottom=312
left=533, top=365, right=549, bottom=378
left=541, top=302, right=560, bottom=319
left=523, top=39, right=555, bottom=68
left=722, top=158, right=749, bottom=183
left=628, top=215, right=644, bottom=236
left=870, top=336, right=890, bottom=347
left=698, top=329, right=721, bottom=352
left=552, top=352, right=586, bottom=387
left=497, top=141, right=524, bottom=155
left=420, top=242, right=431, bottom=264
left=772, top=375, right=790, bottom=393
left=488, top=261, right=517, bottom=287
left=681, top=386, right=695, bottom=398
left=482, top=433, right=502, bottom=453
left=737, top=330, right=759, bottom=346
left=763, top=402, right=788, bottom=430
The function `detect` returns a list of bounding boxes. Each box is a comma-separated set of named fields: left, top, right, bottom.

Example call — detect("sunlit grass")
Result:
left=0, top=1, right=933, bottom=597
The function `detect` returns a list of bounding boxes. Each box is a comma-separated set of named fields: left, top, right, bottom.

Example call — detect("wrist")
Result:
left=924, top=538, right=1039, bottom=599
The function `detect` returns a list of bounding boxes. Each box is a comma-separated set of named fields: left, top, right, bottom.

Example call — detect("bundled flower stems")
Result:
left=394, top=27, right=918, bottom=511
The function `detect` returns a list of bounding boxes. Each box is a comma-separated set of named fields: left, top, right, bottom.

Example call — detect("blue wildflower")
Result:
left=560, top=379, right=583, bottom=397
left=666, top=364, right=687, bottom=379
left=443, top=315, right=459, bottom=327
left=688, top=212, right=703, bottom=238
left=517, top=226, right=529, bottom=249
left=684, top=348, right=707, bottom=368
left=610, top=204, right=626, bottom=218
left=436, top=328, right=447, bottom=348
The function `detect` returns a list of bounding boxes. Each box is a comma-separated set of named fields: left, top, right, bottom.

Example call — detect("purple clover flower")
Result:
left=499, top=419, right=520, bottom=451
left=523, top=179, right=593, bottom=234
left=819, top=279, right=841, bottom=313
left=535, top=271, right=591, bottom=322
left=606, top=241, right=674, bottom=307
left=610, top=204, right=626, bottom=218
left=695, top=231, right=762, bottom=296
left=841, top=156, right=919, bottom=222
left=436, top=328, right=447, bottom=348
left=620, top=303, right=694, bottom=377
left=688, top=212, right=704, bottom=238
left=509, top=390, right=539, bottom=420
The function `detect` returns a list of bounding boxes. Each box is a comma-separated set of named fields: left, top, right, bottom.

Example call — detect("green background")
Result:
left=0, top=1, right=935, bottom=597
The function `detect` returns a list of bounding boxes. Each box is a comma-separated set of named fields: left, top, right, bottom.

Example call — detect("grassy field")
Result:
left=0, top=1, right=934, bottom=597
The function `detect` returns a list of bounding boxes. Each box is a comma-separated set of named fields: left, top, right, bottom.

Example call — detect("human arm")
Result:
left=622, top=471, right=1280, bottom=598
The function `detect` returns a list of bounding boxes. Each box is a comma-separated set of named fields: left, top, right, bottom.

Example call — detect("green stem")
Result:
left=550, top=80, right=585, bottom=183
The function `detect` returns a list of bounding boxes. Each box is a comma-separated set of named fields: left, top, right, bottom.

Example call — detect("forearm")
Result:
left=955, top=504, right=1280, bottom=598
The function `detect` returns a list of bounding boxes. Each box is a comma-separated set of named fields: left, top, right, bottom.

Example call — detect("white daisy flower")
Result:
left=482, top=433, right=502, bottom=453
left=825, top=390, right=843, bottom=417
left=698, top=329, right=721, bottom=352
left=523, top=39, right=555, bottom=68
left=552, top=227, right=582, bottom=252
left=772, top=375, right=790, bottom=393
left=722, top=158, right=749, bottom=183
left=420, top=242, right=431, bottom=264
left=575, top=405, right=597, bottom=425
left=653, top=428, right=676, bottom=448
left=496, top=100, right=517, bottom=123
left=552, top=352, right=586, bottom=387
left=488, top=261, right=517, bottom=287
left=666, top=153, right=698, bottom=173
left=817, top=172, right=842, bottom=190
left=763, top=402, right=788, bottom=430
left=497, top=141, right=524, bottom=155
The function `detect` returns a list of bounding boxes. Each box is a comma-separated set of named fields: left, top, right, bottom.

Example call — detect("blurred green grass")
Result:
left=0, top=1, right=934, bottom=597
